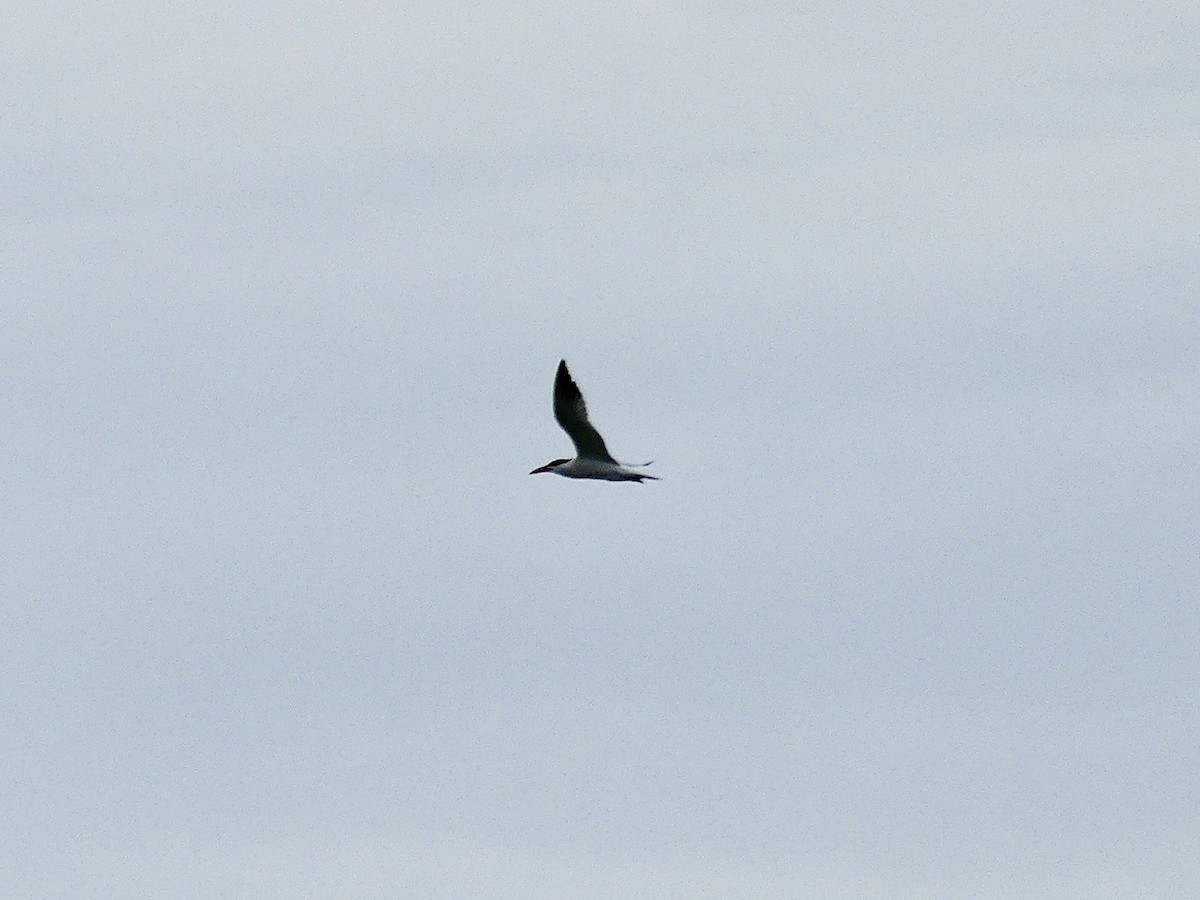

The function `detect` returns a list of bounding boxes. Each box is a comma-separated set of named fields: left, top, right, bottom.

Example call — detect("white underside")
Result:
left=554, top=458, right=652, bottom=481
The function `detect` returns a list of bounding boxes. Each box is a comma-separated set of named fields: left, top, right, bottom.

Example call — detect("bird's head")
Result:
left=529, top=458, right=570, bottom=475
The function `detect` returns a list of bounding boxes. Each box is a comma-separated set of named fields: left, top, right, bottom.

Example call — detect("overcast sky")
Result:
left=3, top=3, right=1198, bottom=897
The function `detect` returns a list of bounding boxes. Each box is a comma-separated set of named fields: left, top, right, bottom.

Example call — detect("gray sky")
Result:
left=3, top=2, right=1198, bottom=897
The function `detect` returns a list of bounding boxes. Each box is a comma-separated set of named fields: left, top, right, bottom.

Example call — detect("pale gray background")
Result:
left=3, top=2, right=1198, bottom=897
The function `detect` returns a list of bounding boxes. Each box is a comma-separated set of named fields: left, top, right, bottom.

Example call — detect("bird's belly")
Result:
left=558, top=458, right=633, bottom=480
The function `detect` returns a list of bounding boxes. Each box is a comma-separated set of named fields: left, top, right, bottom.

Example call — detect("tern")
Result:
left=530, top=360, right=659, bottom=483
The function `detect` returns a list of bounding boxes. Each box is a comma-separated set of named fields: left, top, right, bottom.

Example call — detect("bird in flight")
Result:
left=530, top=360, right=659, bottom=483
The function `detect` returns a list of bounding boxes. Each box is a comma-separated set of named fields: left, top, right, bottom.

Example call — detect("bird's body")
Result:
left=550, top=456, right=649, bottom=482
left=530, top=360, right=658, bottom=483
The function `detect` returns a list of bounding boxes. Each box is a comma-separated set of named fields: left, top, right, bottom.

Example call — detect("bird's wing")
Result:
left=553, top=360, right=617, bottom=463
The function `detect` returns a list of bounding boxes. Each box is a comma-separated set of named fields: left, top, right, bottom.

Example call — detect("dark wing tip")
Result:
left=554, top=359, right=577, bottom=397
